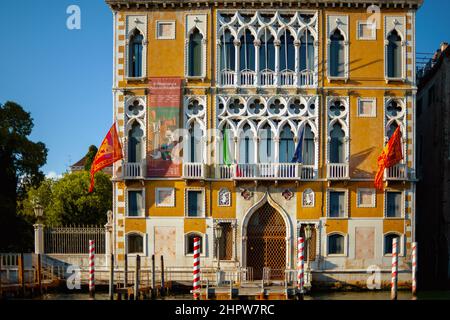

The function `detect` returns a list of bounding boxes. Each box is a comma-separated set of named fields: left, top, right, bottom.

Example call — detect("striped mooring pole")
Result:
left=391, top=238, right=398, bottom=300
left=297, top=237, right=305, bottom=296
left=412, top=242, right=418, bottom=297
left=89, top=240, right=95, bottom=298
left=192, top=237, right=201, bottom=300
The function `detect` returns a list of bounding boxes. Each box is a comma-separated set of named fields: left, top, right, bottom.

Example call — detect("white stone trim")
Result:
left=326, top=96, right=350, bottom=164
left=384, top=15, right=406, bottom=82
left=125, top=15, right=148, bottom=79
left=184, top=231, right=207, bottom=257
left=185, top=14, right=207, bottom=79
left=184, top=187, right=206, bottom=218
left=125, top=187, right=146, bottom=218
left=326, top=14, right=349, bottom=81
left=384, top=189, right=405, bottom=219
left=326, top=188, right=349, bottom=219
left=325, top=232, right=349, bottom=257
left=382, top=232, right=405, bottom=257
left=125, top=231, right=148, bottom=256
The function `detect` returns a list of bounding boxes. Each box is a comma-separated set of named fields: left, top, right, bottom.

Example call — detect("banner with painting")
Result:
left=147, top=77, right=182, bottom=177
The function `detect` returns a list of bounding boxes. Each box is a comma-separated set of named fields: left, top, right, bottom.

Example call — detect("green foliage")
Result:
left=0, top=101, right=47, bottom=251
left=84, top=145, right=98, bottom=171
left=19, top=171, right=112, bottom=227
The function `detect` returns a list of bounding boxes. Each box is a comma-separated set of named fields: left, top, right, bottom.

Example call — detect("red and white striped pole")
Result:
left=192, top=237, right=201, bottom=300
left=412, top=242, right=417, bottom=297
left=391, top=238, right=398, bottom=300
left=297, top=237, right=305, bottom=296
left=89, top=240, right=95, bottom=298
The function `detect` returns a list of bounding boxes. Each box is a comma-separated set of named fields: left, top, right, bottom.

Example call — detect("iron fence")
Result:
left=44, top=226, right=106, bottom=254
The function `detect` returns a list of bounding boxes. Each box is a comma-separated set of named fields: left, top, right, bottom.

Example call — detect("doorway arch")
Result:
left=241, top=193, right=292, bottom=280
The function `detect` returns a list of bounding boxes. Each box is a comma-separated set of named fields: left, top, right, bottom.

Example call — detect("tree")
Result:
left=50, top=171, right=111, bottom=226
left=0, top=101, right=48, bottom=251
left=84, top=145, right=98, bottom=171
left=19, top=171, right=112, bottom=226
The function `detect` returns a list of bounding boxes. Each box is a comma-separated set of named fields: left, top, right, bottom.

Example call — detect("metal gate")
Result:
left=246, top=202, right=286, bottom=280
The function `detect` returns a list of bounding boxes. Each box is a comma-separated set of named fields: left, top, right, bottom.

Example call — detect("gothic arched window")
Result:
left=188, top=122, right=203, bottom=163
left=188, top=28, right=203, bottom=77
left=259, top=29, right=275, bottom=71
left=329, top=29, right=345, bottom=77
left=258, top=124, right=273, bottom=163
left=300, top=30, right=314, bottom=71
left=330, top=123, right=345, bottom=163
left=239, top=124, right=254, bottom=164
left=303, top=124, right=315, bottom=165
left=279, top=29, right=295, bottom=72
left=387, top=30, right=402, bottom=78
left=129, top=29, right=143, bottom=78
left=220, top=30, right=236, bottom=71
left=128, top=122, right=144, bottom=163
left=239, top=29, right=255, bottom=71
left=279, top=125, right=295, bottom=163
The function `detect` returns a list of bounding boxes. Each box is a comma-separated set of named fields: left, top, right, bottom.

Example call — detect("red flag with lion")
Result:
left=89, top=123, right=123, bottom=193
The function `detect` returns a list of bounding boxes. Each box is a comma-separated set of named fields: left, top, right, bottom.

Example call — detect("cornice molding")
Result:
left=105, top=0, right=423, bottom=11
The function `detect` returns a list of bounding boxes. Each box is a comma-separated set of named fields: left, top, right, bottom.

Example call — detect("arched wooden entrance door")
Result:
left=246, top=202, right=287, bottom=280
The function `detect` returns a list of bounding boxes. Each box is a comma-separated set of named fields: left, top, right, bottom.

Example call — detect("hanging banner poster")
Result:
left=147, top=77, right=182, bottom=177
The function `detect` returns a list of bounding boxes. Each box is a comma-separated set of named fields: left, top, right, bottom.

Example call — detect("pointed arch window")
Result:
left=259, top=29, right=275, bottom=71
left=387, top=30, right=402, bottom=79
left=220, top=126, right=235, bottom=165
left=129, top=29, right=144, bottom=78
left=300, top=30, right=315, bottom=72
left=279, top=125, right=295, bottom=163
left=330, top=123, right=345, bottom=163
left=258, top=124, right=273, bottom=163
left=188, top=122, right=203, bottom=163
left=329, top=29, right=345, bottom=78
left=128, top=122, right=144, bottom=163
left=239, top=29, right=255, bottom=71
left=303, top=125, right=315, bottom=165
left=188, top=28, right=203, bottom=77
left=279, top=29, right=295, bottom=72
left=387, top=121, right=399, bottom=140
left=239, top=124, right=255, bottom=164
left=220, top=30, right=236, bottom=71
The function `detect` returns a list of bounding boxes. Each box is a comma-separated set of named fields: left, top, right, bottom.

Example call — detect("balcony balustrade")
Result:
left=123, top=160, right=146, bottom=179
left=220, top=69, right=315, bottom=88
left=327, top=163, right=350, bottom=180
left=215, top=163, right=316, bottom=180
left=385, top=163, right=408, bottom=180
left=183, top=162, right=206, bottom=179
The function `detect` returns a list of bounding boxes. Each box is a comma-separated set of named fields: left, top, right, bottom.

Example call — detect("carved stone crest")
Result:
left=240, top=188, right=254, bottom=201
left=282, top=189, right=294, bottom=201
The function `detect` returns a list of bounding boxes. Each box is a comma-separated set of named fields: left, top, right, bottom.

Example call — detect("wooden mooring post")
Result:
left=109, top=254, right=114, bottom=300
left=18, top=253, right=25, bottom=297
left=37, top=254, right=42, bottom=296
left=151, top=254, right=156, bottom=298
left=160, top=255, right=165, bottom=296
left=134, top=255, right=140, bottom=300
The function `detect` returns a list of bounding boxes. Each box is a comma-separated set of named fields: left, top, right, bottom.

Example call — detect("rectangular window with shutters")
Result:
left=186, top=189, right=205, bottom=217
left=127, top=190, right=144, bottom=217
left=328, top=191, right=347, bottom=218
left=386, top=191, right=403, bottom=218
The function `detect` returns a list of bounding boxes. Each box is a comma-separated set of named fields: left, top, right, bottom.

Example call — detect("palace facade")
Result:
left=106, top=0, right=423, bottom=286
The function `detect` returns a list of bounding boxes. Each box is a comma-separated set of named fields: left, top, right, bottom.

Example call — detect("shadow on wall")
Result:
left=350, top=147, right=376, bottom=179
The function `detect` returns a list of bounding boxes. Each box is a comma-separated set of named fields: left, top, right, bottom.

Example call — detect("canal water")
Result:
left=35, top=291, right=450, bottom=300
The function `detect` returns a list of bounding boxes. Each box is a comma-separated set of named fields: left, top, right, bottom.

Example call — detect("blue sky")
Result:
left=0, top=0, right=449, bottom=177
